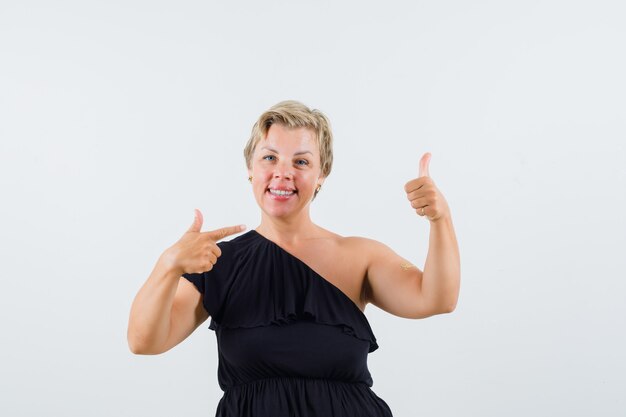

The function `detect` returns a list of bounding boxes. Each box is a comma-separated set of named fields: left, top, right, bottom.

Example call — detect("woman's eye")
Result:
left=263, top=155, right=308, bottom=166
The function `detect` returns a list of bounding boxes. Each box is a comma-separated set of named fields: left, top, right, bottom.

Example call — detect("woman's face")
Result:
left=248, top=123, right=324, bottom=220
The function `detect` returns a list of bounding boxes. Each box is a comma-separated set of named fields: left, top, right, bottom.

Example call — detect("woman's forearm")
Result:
left=421, top=214, right=461, bottom=313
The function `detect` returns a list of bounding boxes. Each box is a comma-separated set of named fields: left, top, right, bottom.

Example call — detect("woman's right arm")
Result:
left=127, top=209, right=244, bottom=355
left=127, top=254, right=208, bottom=355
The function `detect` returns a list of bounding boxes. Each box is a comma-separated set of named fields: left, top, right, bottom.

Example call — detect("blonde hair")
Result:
left=243, top=100, right=333, bottom=200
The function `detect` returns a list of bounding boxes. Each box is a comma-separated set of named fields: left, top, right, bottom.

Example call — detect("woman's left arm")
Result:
left=364, top=153, right=460, bottom=318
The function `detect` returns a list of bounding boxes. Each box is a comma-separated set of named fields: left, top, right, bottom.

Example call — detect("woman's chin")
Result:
left=263, top=203, right=296, bottom=217
left=260, top=199, right=301, bottom=218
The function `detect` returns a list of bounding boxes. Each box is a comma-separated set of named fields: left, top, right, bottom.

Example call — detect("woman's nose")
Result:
left=274, top=170, right=293, bottom=180
left=273, top=162, right=293, bottom=179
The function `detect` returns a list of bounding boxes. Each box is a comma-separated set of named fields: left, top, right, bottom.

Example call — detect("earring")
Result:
left=248, top=176, right=253, bottom=183
left=315, top=184, right=321, bottom=193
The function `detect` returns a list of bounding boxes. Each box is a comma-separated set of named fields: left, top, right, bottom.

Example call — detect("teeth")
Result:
left=269, top=189, right=294, bottom=196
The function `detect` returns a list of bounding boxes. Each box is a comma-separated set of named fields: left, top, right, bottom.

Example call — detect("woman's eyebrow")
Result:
left=260, top=146, right=313, bottom=156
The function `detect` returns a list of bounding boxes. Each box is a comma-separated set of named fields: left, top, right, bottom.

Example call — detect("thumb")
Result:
left=419, top=152, right=431, bottom=178
left=187, top=209, right=203, bottom=233
left=207, top=224, right=247, bottom=241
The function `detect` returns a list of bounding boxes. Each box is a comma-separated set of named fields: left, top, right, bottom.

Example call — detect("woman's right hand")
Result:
left=162, top=209, right=245, bottom=276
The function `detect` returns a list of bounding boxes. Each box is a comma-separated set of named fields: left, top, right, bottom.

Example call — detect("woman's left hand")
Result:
left=404, top=152, right=451, bottom=222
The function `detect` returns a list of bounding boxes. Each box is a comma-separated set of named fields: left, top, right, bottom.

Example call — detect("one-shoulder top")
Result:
left=183, top=229, right=393, bottom=417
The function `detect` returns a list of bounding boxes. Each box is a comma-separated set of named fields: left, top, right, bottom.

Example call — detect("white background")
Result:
left=1, top=1, right=625, bottom=416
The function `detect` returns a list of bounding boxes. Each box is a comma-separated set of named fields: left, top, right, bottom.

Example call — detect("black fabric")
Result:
left=182, top=230, right=393, bottom=417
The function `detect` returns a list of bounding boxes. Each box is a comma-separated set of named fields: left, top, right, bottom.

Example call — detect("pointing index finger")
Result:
left=207, top=224, right=247, bottom=241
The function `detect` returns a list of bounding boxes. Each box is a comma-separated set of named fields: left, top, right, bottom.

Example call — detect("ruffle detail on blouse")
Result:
left=209, top=299, right=379, bottom=353
left=207, top=231, right=380, bottom=353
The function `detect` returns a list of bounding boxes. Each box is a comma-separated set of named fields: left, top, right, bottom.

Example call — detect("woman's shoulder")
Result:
left=316, top=228, right=388, bottom=255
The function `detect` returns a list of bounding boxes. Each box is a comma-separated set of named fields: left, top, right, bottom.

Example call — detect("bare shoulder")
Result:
left=306, top=229, right=385, bottom=309
left=331, top=234, right=403, bottom=308
left=339, top=235, right=420, bottom=274
left=313, top=227, right=391, bottom=255
left=332, top=233, right=392, bottom=257
left=315, top=230, right=400, bottom=276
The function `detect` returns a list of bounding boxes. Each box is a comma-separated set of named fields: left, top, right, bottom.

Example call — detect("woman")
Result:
left=127, top=100, right=460, bottom=417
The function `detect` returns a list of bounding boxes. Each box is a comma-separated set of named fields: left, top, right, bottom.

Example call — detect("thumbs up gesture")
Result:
left=163, top=209, right=246, bottom=275
left=403, top=153, right=450, bottom=222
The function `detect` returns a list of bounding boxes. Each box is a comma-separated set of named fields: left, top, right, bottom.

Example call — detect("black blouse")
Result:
left=183, top=230, right=393, bottom=417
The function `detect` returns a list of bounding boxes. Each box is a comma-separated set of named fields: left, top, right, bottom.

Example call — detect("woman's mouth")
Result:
left=267, top=188, right=296, bottom=200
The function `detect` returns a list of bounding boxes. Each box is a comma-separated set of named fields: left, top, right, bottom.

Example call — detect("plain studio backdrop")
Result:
left=1, top=1, right=625, bottom=416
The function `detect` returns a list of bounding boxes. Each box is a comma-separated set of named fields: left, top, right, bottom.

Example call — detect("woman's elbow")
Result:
left=442, top=297, right=458, bottom=314
left=128, top=340, right=164, bottom=355
left=127, top=330, right=164, bottom=355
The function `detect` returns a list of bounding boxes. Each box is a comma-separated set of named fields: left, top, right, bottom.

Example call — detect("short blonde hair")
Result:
left=244, top=100, right=333, bottom=199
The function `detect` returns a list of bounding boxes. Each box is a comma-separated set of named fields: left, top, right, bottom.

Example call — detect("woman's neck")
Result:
left=256, top=212, right=320, bottom=245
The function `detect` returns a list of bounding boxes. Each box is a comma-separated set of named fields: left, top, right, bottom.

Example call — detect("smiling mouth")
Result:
left=268, top=188, right=296, bottom=197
